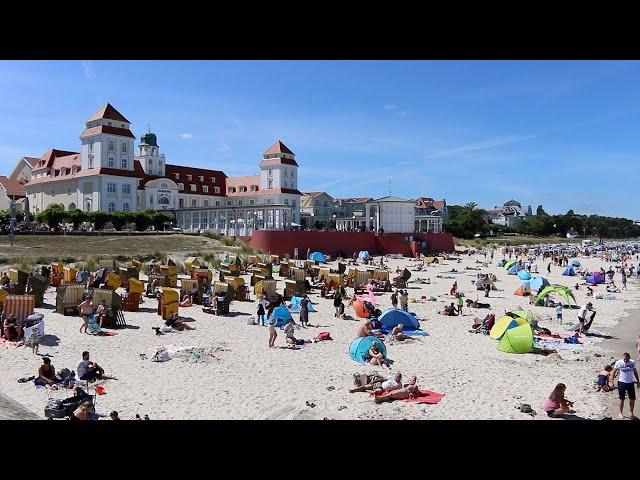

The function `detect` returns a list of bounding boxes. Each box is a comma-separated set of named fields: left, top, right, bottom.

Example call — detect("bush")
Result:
left=202, top=231, right=221, bottom=240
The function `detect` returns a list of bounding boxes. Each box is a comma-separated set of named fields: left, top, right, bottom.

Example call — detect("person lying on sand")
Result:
left=465, top=299, right=491, bottom=309
left=166, top=313, right=195, bottom=331
left=350, top=372, right=403, bottom=394
left=374, top=376, right=419, bottom=404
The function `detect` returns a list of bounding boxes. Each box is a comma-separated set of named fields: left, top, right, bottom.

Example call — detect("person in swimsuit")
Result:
left=542, top=383, right=573, bottom=418
left=596, top=365, right=614, bottom=392
left=284, top=318, right=297, bottom=345
left=166, top=313, right=195, bottom=331
left=268, top=311, right=277, bottom=348
left=2, top=314, right=22, bottom=340
left=374, top=376, right=419, bottom=403
left=78, top=296, right=93, bottom=334
left=35, top=357, right=58, bottom=389
left=367, top=342, right=389, bottom=369
left=391, top=324, right=409, bottom=341
left=350, top=372, right=403, bottom=394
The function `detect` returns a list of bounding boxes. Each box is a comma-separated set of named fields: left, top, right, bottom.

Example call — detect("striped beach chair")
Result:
left=181, top=279, right=199, bottom=297
left=91, top=289, right=126, bottom=328
left=291, top=267, right=306, bottom=282
left=56, top=284, right=86, bottom=314
left=2, top=295, right=35, bottom=321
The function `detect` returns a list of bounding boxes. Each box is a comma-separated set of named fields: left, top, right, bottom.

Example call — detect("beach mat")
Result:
left=375, top=389, right=444, bottom=404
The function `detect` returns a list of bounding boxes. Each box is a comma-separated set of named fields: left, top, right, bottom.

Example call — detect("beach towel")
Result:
left=374, top=389, right=444, bottom=404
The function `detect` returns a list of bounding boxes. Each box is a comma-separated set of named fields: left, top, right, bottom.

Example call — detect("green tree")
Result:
left=36, top=203, right=66, bottom=228
left=87, top=211, right=110, bottom=230
left=66, top=207, right=86, bottom=230
left=131, top=211, right=153, bottom=231
left=110, top=211, right=129, bottom=231
left=536, top=205, right=546, bottom=216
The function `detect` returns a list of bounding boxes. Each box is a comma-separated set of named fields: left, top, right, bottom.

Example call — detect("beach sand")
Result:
left=1, top=251, right=638, bottom=420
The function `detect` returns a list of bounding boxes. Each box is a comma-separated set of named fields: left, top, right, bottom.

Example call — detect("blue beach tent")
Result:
left=378, top=308, right=420, bottom=330
left=310, top=252, right=326, bottom=263
left=349, top=336, right=387, bottom=364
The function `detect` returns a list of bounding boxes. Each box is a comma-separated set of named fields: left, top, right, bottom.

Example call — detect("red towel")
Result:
left=405, top=390, right=444, bottom=404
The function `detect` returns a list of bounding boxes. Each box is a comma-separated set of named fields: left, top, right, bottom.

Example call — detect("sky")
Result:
left=1, top=60, right=639, bottom=219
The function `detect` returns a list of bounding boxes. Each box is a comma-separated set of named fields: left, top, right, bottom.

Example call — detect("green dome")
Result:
left=140, top=131, right=158, bottom=147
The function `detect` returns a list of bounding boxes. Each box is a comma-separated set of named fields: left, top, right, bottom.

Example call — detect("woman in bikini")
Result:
left=368, top=342, right=389, bottom=369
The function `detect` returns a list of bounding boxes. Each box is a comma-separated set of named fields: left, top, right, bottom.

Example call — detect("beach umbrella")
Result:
left=358, top=250, right=370, bottom=260
left=309, top=251, right=326, bottom=263
left=517, top=270, right=531, bottom=280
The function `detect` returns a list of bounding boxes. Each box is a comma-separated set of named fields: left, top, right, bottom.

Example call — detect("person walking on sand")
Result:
left=391, top=290, right=398, bottom=309
left=268, top=311, right=277, bottom=347
left=547, top=262, right=551, bottom=274
left=256, top=294, right=269, bottom=326
left=78, top=295, right=93, bottom=334
left=556, top=304, right=563, bottom=325
left=612, top=352, right=639, bottom=419
left=399, top=290, right=408, bottom=312
left=636, top=335, right=640, bottom=363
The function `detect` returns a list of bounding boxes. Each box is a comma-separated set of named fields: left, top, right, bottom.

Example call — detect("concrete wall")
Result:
left=242, top=230, right=454, bottom=257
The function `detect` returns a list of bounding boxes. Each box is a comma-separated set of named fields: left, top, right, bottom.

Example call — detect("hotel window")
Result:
left=203, top=186, right=208, bottom=193
left=227, top=201, right=231, bottom=206
left=148, top=159, right=152, bottom=165
left=108, top=202, right=115, bottom=212
left=179, top=198, right=184, bottom=208
left=159, top=160, right=163, bottom=166
left=284, top=199, right=289, bottom=205
left=267, top=199, right=272, bottom=204
left=190, top=184, right=196, bottom=192
left=239, top=200, right=243, bottom=206
left=191, top=199, right=197, bottom=207
left=199, top=176, right=204, bottom=182
left=88, top=158, right=93, bottom=168
left=121, top=143, right=127, bottom=153
left=122, top=184, right=130, bottom=194
left=283, top=181, right=288, bottom=188
left=267, top=179, right=273, bottom=189
left=178, top=183, right=184, bottom=190
left=108, top=157, right=115, bottom=167
left=204, top=199, right=209, bottom=207
left=88, top=142, right=93, bottom=153
left=187, top=174, right=192, bottom=180
left=174, top=173, right=179, bottom=179
left=210, top=177, right=215, bottom=183
left=121, top=124, right=125, bottom=128
left=108, top=121, right=112, bottom=126
left=121, top=158, right=128, bottom=169
left=214, top=187, right=220, bottom=194
left=107, top=183, right=117, bottom=193
left=122, top=203, right=130, bottom=212
left=109, top=141, right=114, bottom=152
left=249, top=200, right=254, bottom=205
left=215, top=201, right=220, bottom=206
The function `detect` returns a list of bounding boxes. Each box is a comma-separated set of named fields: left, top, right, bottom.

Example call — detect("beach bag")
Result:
left=316, top=331, right=332, bottom=341
left=161, top=325, right=172, bottom=333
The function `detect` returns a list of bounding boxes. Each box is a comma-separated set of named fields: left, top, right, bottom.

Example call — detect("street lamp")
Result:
left=332, top=213, right=337, bottom=231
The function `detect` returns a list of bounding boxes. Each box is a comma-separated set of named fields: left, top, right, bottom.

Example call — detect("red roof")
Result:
left=0, top=176, right=27, bottom=197
left=31, top=149, right=81, bottom=173
left=226, top=175, right=261, bottom=196
left=350, top=197, right=373, bottom=203
left=23, top=157, right=41, bottom=167
left=303, top=191, right=324, bottom=197
left=264, top=140, right=294, bottom=156
left=80, top=125, right=135, bottom=139
left=86, top=103, right=131, bottom=124
left=143, top=163, right=227, bottom=197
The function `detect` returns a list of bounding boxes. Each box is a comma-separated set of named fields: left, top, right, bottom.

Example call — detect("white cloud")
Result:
left=81, top=60, right=94, bottom=80
left=216, top=144, right=231, bottom=153
left=179, top=133, right=193, bottom=140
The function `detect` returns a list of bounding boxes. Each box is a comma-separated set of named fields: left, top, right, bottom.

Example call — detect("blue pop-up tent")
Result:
left=529, top=276, right=550, bottom=292
left=517, top=270, right=531, bottom=280
left=349, top=336, right=387, bottom=364
left=288, top=296, right=317, bottom=313
left=310, top=252, right=326, bottom=263
left=562, top=266, right=576, bottom=276
left=271, top=306, right=293, bottom=327
left=570, top=259, right=581, bottom=267
left=358, top=251, right=370, bottom=260
left=508, top=264, right=522, bottom=275
left=378, top=308, right=420, bottom=330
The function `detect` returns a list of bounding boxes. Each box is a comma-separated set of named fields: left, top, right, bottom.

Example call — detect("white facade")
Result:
left=368, top=196, right=415, bottom=233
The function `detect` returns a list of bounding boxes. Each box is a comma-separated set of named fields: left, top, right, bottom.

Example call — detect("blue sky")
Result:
left=1, top=60, right=639, bottom=219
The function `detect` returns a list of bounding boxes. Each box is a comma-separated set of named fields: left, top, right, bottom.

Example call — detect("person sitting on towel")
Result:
left=350, top=372, right=403, bottom=393
left=95, top=300, right=109, bottom=328
left=35, top=357, right=58, bottom=389
left=596, top=365, right=615, bottom=392
left=357, top=320, right=374, bottom=338
left=374, top=375, right=419, bottom=403
left=284, top=318, right=297, bottom=345
left=442, top=303, right=457, bottom=316
left=166, top=313, right=195, bottom=331
left=391, top=323, right=413, bottom=341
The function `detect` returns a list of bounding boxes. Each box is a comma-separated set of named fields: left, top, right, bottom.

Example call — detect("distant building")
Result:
left=0, top=176, right=26, bottom=211
left=336, top=195, right=415, bottom=233
left=414, top=197, right=447, bottom=233
left=485, top=199, right=533, bottom=228
left=300, top=191, right=335, bottom=228
left=333, top=197, right=373, bottom=230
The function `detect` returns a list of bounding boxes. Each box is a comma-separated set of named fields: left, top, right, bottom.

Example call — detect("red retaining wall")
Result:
left=241, top=231, right=454, bottom=257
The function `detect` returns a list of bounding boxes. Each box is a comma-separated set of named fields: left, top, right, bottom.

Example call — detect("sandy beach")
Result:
left=1, top=251, right=638, bottom=420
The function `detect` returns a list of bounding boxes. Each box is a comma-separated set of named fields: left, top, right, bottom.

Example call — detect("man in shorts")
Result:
left=349, top=372, right=403, bottom=394
left=612, top=352, right=639, bottom=419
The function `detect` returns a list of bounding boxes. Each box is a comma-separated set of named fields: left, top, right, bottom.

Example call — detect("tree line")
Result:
left=0, top=203, right=174, bottom=232
left=444, top=203, right=640, bottom=239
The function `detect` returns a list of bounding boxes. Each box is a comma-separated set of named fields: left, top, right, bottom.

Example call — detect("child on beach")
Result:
left=29, top=327, right=40, bottom=355
left=596, top=365, right=614, bottom=392
left=556, top=304, right=563, bottom=324
left=455, top=293, right=463, bottom=315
